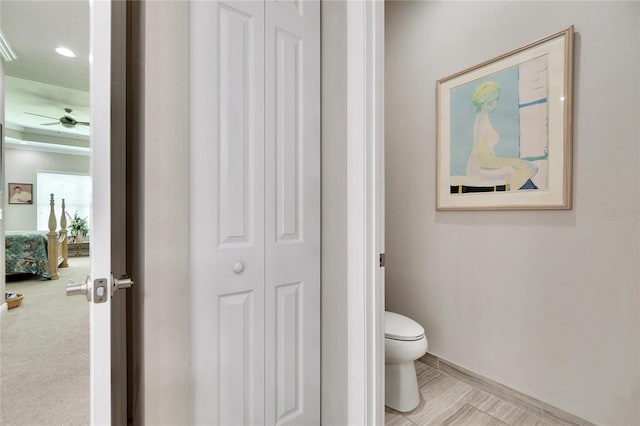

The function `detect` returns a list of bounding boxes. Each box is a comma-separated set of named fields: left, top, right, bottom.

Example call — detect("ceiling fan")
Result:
left=25, top=107, right=90, bottom=128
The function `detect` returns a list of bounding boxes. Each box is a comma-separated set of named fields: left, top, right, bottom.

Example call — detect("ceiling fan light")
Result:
left=55, top=46, right=76, bottom=58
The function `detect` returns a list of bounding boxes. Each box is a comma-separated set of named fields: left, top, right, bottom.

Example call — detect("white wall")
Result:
left=385, top=2, right=639, bottom=425
left=3, top=148, right=88, bottom=230
left=321, top=1, right=349, bottom=424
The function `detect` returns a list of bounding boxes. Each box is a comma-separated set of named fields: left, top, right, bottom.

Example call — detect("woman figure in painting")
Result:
left=466, top=81, right=537, bottom=190
left=10, top=185, right=32, bottom=204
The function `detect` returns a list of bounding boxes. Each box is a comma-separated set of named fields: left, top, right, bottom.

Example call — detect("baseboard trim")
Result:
left=418, top=352, right=597, bottom=426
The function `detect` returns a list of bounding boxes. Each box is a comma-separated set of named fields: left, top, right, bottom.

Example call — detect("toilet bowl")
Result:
left=385, top=311, right=428, bottom=412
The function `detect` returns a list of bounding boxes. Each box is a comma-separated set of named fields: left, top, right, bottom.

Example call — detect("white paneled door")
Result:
left=265, top=1, right=320, bottom=424
left=190, top=1, right=320, bottom=425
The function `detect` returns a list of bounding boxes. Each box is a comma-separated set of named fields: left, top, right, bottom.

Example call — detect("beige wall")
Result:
left=321, top=1, right=349, bottom=424
left=385, top=2, right=639, bottom=425
left=1, top=37, right=5, bottom=312
left=3, top=148, right=89, bottom=231
left=130, top=1, right=190, bottom=424
left=144, top=1, right=189, bottom=424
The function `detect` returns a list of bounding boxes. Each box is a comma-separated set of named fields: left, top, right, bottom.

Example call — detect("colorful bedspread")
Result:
left=5, top=231, right=51, bottom=279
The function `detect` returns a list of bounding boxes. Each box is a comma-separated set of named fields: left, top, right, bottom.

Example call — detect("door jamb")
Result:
left=346, top=1, right=385, bottom=424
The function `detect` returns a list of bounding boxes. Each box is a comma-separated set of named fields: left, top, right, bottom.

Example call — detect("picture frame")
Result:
left=8, top=183, right=33, bottom=204
left=436, top=26, right=574, bottom=210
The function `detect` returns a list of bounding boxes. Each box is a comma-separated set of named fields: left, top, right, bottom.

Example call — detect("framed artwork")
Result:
left=436, top=26, right=574, bottom=210
left=9, top=183, right=33, bottom=204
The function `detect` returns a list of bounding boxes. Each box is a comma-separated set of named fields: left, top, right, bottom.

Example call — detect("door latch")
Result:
left=112, top=274, right=134, bottom=297
left=66, top=275, right=134, bottom=303
left=379, top=253, right=386, bottom=268
left=93, top=278, right=109, bottom=303
left=66, top=276, right=109, bottom=303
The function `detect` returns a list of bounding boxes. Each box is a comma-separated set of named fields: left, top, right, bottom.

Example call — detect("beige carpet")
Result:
left=1, top=257, right=90, bottom=426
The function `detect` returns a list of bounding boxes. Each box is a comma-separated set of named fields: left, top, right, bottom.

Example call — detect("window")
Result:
left=36, top=172, right=91, bottom=232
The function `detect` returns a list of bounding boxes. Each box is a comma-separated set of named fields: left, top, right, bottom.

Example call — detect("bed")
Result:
left=5, top=194, right=69, bottom=280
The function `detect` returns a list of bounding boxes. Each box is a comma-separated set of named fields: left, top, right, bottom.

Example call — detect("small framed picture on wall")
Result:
left=8, top=183, right=33, bottom=204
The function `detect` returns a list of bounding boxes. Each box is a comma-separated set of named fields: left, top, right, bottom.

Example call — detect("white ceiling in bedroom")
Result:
left=1, top=0, right=90, bottom=140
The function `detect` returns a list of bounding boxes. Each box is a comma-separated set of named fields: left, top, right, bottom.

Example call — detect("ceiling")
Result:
left=1, top=1, right=90, bottom=141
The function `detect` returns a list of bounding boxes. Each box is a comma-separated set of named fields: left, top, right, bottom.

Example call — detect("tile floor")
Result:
left=385, top=361, right=549, bottom=426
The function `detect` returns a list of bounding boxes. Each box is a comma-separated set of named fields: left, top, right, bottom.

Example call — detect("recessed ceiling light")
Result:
left=55, top=47, right=76, bottom=58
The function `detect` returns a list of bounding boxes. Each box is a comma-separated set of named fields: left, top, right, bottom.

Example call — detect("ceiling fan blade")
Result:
left=41, top=122, right=60, bottom=126
left=77, top=122, right=90, bottom=126
left=25, top=112, right=59, bottom=120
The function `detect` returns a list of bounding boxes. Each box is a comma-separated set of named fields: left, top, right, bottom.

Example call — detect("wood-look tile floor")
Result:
left=386, top=362, right=549, bottom=426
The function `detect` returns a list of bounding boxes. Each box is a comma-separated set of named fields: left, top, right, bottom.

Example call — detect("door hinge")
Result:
left=379, top=253, right=386, bottom=268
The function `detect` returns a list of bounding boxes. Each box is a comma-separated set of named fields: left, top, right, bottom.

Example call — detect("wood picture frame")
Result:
left=8, top=182, right=33, bottom=204
left=436, top=26, right=574, bottom=210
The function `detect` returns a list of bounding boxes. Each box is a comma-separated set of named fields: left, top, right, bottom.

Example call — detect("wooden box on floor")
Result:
left=68, top=241, right=90, bottom=257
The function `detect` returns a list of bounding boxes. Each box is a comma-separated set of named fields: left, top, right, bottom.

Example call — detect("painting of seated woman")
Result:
left=449, top=57, right=549, bottom=195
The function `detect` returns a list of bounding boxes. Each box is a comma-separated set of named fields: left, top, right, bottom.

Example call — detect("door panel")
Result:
left=274, top=28, right=303, bottom=243
left=191, top=1, right=319, bottom=424
left=274, top=281, right=304, bottom=420
left=265, top=1, right=320, bottom=424
left=191, top=1, right=265, bottom=425
left=218, top=291, right=258, bottom=424
left=218, top=3, right=259, bottom=246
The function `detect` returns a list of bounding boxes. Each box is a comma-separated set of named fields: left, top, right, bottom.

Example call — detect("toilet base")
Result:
left=385, top=361, right=420, bottom=412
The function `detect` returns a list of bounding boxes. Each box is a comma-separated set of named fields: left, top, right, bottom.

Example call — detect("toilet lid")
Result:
left=385, top=311, right=425, bottom=341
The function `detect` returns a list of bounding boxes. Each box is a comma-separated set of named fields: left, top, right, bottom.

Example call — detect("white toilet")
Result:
left=385, top=311, right=428, bottom=412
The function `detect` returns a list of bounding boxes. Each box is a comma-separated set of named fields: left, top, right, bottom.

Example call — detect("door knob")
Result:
left=66, top=275, right=91, bottom=301
left=233, top=262, right=245, bottom=273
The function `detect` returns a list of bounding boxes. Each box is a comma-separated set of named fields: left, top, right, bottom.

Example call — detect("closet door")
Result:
left=191, top=1, right=266, bottom=424
left=191, top=1, right=320, bottom=424
left=265, top=1, right=320, bottom=425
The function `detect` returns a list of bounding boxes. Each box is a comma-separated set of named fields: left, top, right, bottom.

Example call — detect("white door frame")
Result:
left=346, top=1, right=385, bottom=425
left=90, top=0, right=112, bottom=423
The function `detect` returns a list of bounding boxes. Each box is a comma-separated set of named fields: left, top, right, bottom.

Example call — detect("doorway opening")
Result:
left=0, top=2, right=91, bottom=424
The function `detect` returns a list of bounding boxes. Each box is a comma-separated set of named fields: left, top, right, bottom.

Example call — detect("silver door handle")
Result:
left=66, top=275, right=92, bottom=301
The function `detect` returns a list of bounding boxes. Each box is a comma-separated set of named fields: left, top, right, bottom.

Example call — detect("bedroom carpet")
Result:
left=1, top=257, right=90, bottom=426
